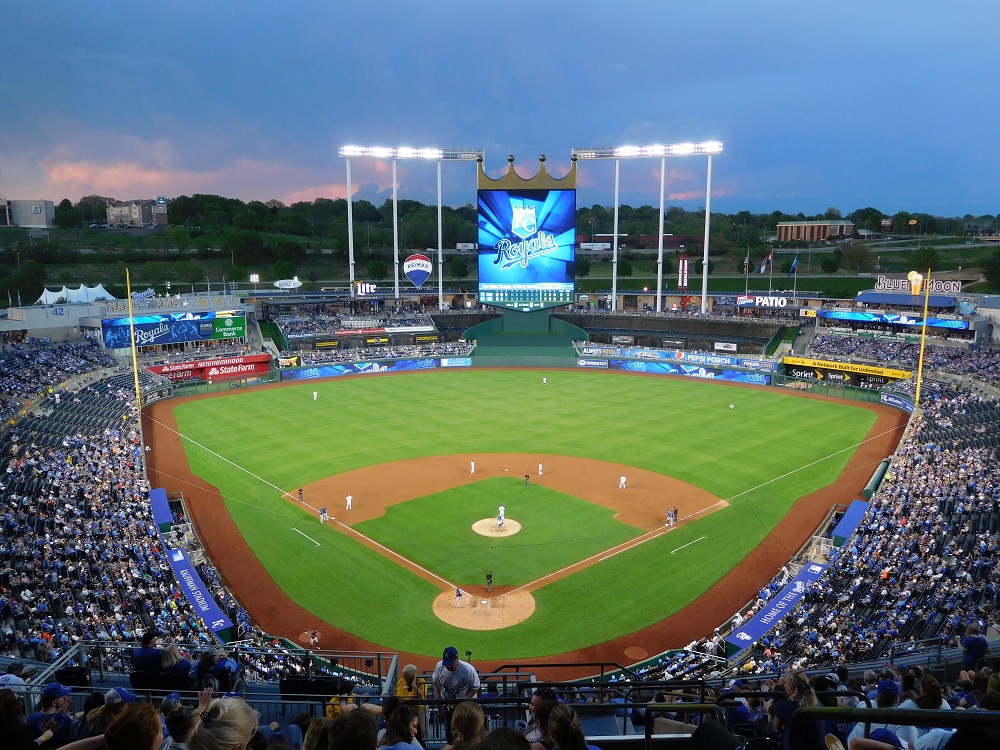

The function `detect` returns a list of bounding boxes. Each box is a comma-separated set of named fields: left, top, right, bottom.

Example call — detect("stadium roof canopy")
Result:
left=855, top=290, right=954, bottom=308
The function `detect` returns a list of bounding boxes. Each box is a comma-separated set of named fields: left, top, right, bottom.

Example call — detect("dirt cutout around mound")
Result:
left=145, top=380, right=907, bottom=678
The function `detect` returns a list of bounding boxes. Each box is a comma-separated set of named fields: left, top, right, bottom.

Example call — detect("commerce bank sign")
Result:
left=874, top=274, right=961, bottom=295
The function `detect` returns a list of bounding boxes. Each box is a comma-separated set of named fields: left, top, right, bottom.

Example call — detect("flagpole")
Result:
left=769, top=253, right=774, bottom=294
left=744, top=251, right=750, bottom=295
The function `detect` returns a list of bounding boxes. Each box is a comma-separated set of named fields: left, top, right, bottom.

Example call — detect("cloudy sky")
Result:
left=2, top=1, right=997, bottom=216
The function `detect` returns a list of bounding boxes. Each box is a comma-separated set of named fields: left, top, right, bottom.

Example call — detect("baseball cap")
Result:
left=877, top=679, right=899, bottom=695
left=868, top=728, right=903, bottom=749
left=42, top=683, right=73, bottom=702
left=160, top=692, right=181, bottom=713
left=442, top=646, right=459, bottom=667
left=105, top=687, right=137, bottom=705
left=728, top=679, right=745, bottom=688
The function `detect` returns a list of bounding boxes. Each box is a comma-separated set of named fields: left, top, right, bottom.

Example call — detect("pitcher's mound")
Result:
left=472, top=518, right=521, bottom=537
left=433, top=590, right=535, bottom=630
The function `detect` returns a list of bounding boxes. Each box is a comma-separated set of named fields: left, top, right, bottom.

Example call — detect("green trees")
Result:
left=983, top=247, right=1000, bottom=291
left=446, top=257, right=469, bottom=280
left=366, top=259, right=389, bottom=281
left=913, top=246, right=940, bottom=272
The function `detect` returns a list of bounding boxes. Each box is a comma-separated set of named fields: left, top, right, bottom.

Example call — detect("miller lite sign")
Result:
left=403, top=253, right=433, bottom=287
left=273, top=277, right=302, bottom=289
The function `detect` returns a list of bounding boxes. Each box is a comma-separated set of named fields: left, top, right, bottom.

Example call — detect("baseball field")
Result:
left=145, top=368, right=906, bottom=669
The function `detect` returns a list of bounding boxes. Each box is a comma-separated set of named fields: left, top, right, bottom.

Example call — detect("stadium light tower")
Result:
left=339, top=146, right=483, bottom=309
left=571, top=141, right=723, bottom=314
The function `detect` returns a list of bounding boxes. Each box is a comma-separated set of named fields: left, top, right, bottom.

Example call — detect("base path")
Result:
left=144, top=386, right=907, bottom=678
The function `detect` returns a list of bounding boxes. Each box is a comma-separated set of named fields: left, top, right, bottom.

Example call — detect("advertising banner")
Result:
left=102, top=313, right=246, bottom=348
left=279, top=358, right=439, bottom=380
left=725, top=562, right=827, bottom=655
left=576, top=358, right=609, bottom=368
left=817, top=309, right=969, bottom=330
left=783, top=356, right=912, bottom=380
left=609, top=359, right=772, bottom=384
left=477, top=188, right=575, bottom=311
left=165, top=547, right=233, bottom=637
left=880, top=392, right=916, bottom=413
left=578, top=345, right=778, bottom=372
left=147, top=354, right=270, bottom=382
left=440, top=358, right=473, bottom=368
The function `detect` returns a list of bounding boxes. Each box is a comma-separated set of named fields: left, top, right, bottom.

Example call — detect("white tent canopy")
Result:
left=36, top=284, right=117, bottom=304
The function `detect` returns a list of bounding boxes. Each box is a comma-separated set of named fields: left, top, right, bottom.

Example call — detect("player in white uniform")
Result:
left=619, top=475, right=627, bottom=490
left=497, top=505, right=505, bottom=531
left=345, top=494, right=352, bottom=510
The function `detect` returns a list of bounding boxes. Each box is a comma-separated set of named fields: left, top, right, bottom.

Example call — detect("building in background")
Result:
left=0, top=199, right=56, bottom=228
left=106, top=198, right=168, bottom=228
left=776, top=220, right=854, bottom=243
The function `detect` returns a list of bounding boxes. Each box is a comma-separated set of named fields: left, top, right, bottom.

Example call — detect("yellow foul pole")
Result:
left=126, top=269, right=142, bottom=410
left=914, top=268, right=932, bottom=406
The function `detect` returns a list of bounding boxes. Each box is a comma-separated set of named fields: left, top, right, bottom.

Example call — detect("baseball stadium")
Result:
left=1, top=159, right=998, bottom=747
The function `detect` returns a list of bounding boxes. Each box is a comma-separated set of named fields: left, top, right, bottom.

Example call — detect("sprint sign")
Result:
left=404, top=253, right=432, bottom=287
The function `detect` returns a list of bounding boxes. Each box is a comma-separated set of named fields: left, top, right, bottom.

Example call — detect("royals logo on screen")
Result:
left=403, top=254, right=432, bottom=287
left=511, top=205, right=537, bottom=239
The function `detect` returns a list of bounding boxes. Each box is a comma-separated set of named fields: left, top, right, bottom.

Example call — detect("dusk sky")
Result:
left=2, top=2, right=998, bottom=217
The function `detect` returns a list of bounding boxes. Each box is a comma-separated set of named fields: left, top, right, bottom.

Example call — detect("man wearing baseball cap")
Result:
left=846, top=679, right=917, bottom=748
left=25, top=682, right=74, bottom=748
left=432, top=646, right=480, bottom=743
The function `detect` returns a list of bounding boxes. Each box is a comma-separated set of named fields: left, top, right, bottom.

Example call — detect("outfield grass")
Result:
left=173, top=369, right=879, bottom=658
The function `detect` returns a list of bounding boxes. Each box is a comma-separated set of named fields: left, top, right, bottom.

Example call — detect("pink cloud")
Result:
left=282, top=184, right=350, bottom=204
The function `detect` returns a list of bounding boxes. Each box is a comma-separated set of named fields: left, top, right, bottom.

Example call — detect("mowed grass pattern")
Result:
left=172, top=369, right=879, bottom=658
left=355, top=478, right=643, bottom=585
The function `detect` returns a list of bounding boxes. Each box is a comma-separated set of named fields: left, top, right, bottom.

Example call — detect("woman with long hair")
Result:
left=376, top=703, right=421, bottom=748
left=899, top=675, right=949, bottom=738
left=105, top=704, right=164, bottom=750
left=543, top=703, right=600, bottom=750
left=160, top=644, right=193, bottom=675
left=530, top=700, right=560, bottom=750
left=0, top=687, right=36, bottom=750
left=442, top=700, right=486, bottom=750
left=769, top=668, right=824, bottom=750
left=187, top=697, right=260, bottom=750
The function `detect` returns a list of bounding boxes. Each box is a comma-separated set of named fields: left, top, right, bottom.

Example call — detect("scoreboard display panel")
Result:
left=477, top=188, right=575, bottom=311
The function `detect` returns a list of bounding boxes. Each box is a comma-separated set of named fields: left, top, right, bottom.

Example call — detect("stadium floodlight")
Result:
left=572, top=140, right=723, bottom=314
left=338, top=145, right=484, bottom=308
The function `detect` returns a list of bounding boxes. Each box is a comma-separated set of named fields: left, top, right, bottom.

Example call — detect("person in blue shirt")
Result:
left=131, top=630, right=162, bottom=672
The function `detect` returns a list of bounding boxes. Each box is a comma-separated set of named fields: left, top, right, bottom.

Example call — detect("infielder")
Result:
left=345, top=494, right=353, bottom=510
left=538, top=463, right=543, bottom=476
left=497, top=505, right=505, bottom=531
left=471, top=460, right=475, bottom=475
left=619, top=475, right=627, bottom=490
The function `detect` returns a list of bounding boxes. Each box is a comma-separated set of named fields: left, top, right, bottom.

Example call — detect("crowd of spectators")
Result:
left=4, top=329, right=1000, bottom=747
left=272, top=310, right=435, bottom=341
left=730, top=383, right=1000, bottom=679
left=0, top=341, right=117, bottom=400
left=298, top=342, right=475, bottom=365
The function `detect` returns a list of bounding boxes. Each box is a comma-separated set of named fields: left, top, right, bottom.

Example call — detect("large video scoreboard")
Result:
left=477, top=188, right=575, bottom=311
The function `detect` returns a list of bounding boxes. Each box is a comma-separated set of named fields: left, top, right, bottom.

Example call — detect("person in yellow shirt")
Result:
left=396, top=664, right=428, bottom=737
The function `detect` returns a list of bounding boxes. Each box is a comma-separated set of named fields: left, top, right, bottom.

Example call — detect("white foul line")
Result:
left=291, top=528, right=321, bottom=546
left=670, top=536, right=707, bottom=555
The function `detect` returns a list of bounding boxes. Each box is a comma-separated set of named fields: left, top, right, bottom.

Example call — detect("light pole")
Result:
left=572, top=141, right=723, bottom=313
left=340, top=145, right=484, bottom=310
left=250, top=273, right=259, bottom=292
